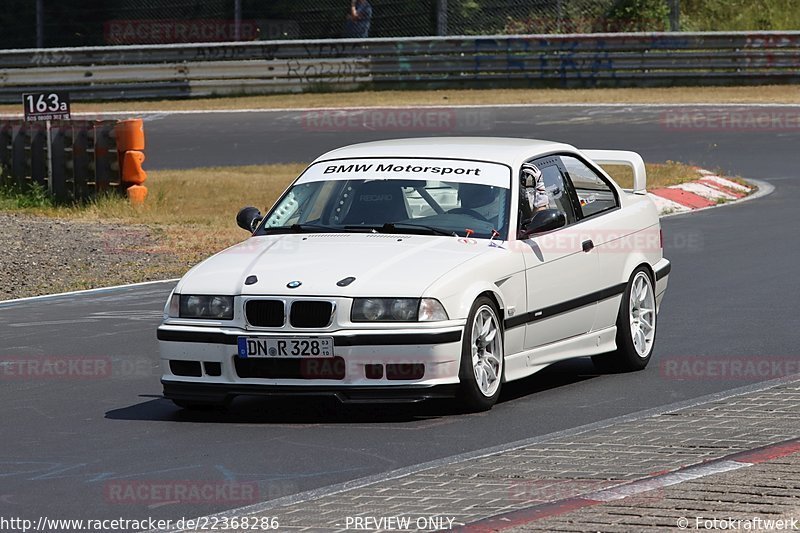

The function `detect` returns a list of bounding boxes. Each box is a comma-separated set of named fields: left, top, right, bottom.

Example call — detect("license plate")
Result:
left=237, top=337, right=334, bottom=359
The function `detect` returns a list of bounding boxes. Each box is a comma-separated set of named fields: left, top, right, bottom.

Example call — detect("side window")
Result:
left=561, top=155, right=619, bottom=217
left=520, top=159, right=577, bottom=226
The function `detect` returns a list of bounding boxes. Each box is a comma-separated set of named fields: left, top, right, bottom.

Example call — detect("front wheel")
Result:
left=458, top=297, right=504, bottom=411
left=593, top=267, right=657, bottom=372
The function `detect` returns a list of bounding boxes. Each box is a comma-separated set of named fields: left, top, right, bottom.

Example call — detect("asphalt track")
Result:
left=1, top=105, right=798, bottom=525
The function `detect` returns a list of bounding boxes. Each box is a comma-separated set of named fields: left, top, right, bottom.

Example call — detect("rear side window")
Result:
left=561, top=155, right=618, bottom=217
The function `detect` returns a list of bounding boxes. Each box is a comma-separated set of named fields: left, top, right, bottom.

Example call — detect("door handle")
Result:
left=582, top=239, right=594, bottom=253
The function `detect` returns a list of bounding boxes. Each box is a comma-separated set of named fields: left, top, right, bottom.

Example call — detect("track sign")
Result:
left=22, top=91, right=71, bottom=121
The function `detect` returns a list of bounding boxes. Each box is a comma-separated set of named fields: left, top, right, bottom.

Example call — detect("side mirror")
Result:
left=236, top=206, right=263, bottom=232
left=518, top=209, right=566, bottom=239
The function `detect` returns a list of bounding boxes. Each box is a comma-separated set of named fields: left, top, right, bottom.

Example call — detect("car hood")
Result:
left=175, top=233, right=495, bottom=297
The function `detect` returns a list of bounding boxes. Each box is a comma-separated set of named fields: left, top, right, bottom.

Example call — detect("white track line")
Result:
left=0, top=278, right=179, bottom=307
left=2, top=102, right=800, bottom=120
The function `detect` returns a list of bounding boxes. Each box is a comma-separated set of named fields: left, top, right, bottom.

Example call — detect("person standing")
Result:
left=343, top=0, right=373, bottom=38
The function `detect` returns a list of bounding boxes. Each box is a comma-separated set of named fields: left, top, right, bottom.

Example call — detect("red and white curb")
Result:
left=648, top=169, right=756, bottom=216
left=460, top=438, right=800, bottom=532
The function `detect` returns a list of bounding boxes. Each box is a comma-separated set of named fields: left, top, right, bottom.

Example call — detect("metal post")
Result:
left=669, top=0, right=680, bottom=31
left=36, top=0, right=44, bottom=48
left=234, top=0, right=242, bottom=41
left=45, top=120, right=53, bottom=195
left=436, top=0, right=448, bottom=36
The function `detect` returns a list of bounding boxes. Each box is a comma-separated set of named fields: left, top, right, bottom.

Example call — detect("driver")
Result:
left=520, top=162, right=549, bottom=220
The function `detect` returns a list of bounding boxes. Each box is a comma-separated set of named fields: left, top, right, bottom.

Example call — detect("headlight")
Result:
left=167, top=292, right=180, bottom=317
left=351, top=298, right=448, bottom=322
left=179, top=295, right=234, bottom=319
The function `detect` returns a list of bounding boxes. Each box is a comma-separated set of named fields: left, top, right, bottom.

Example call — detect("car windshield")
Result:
left=256, top=158, right=511, bottom=239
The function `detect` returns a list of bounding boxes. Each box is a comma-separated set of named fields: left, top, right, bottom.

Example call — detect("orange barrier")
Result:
left=115, top=119, right=145, bottom=151
left=122, top=151, right=147, bottom=185
left=126, top=184, right=148, bottom=205
left=115, top=118, right=147, bottom=203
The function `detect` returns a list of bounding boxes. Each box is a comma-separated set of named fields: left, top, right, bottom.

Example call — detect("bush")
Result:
left=600, top=0, right=670, bottom=32
left=0, top=181, right=54, bottom=209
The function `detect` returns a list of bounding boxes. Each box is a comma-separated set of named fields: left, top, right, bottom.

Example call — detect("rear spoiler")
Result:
left=582, top=150, right=647, bottom=194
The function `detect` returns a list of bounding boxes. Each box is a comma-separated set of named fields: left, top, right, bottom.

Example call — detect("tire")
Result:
left=593, top=267, right=657, bottom=372
left=458, top=297, right=504, bottom=411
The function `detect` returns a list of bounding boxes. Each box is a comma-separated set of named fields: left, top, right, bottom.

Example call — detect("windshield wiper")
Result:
left=262, top=223, right=344, bottom=234
left=344, top=223, right=455, bottom=236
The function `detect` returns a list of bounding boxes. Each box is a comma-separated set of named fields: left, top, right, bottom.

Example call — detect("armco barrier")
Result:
left=0, top=119, right=147, bottom=203
left=1, top=31, right=799, bottom=101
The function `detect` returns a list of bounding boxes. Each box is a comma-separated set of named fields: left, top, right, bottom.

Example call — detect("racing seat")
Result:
left=341, top=181, right=409, bottom=225
left=458, top=183, right=495, bottom=209
left=451, top=183, right=498, bottom=223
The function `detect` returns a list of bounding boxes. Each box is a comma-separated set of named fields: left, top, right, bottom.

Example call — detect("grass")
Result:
left=3, top=160, right=702, bottom=264
left=0, top=182, right=54, bottom=209
left=1, top=86, right=800, bottom=115
left=682, top=0, right=800, bottom=30
left=601, top=160, right=705, bottom=190
left=32, top=163, right=303, bottom=263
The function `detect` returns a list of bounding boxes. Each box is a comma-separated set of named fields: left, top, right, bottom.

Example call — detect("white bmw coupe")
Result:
left=158, top=137, right=670, bottom=411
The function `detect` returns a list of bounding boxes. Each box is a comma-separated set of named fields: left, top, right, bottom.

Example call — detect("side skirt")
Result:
left=504, top=326, right=618, bottom=383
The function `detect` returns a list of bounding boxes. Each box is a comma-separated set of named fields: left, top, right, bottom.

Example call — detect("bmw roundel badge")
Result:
left=287, top=280, right=302, bottom=289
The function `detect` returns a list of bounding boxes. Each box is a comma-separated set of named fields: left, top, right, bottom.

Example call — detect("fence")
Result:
left=3, top=0, right=674, bottom=49
left=0, top=119, right=147, bottom=203
left=0, top=32, right=799, bottom=102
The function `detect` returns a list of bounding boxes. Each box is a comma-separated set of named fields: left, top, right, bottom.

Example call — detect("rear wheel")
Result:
left=458, top=297, right=504, bottom=411
left=593, top=267, right=657, bottom=372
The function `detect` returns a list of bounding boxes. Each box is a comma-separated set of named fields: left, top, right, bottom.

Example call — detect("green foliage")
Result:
left=501, top=1, right=616, bottom=34
left=602, top=0, right=670, bottom=31
left=0, top=180, right=54, bottom=209
left=680, top=0, right=800, bottom=30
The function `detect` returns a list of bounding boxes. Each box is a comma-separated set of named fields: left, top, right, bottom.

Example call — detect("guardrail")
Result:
left=1, top=32, right=799, bottom=102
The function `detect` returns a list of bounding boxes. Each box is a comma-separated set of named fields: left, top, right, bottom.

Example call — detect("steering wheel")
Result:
left=447, top=207, right=490, bottom=222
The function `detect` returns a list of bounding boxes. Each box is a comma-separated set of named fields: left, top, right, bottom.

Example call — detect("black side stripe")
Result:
left=334, top=331, right=461, bottom=346
left=157, top=329, right=237, bottom=345
left=157, top=328, right=461, bottom=347
left=504, top=282, right=627, bottom=330
left=655, top=261, right=672, bottom=281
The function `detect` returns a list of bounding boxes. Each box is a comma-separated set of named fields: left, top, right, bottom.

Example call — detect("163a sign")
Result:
left=22, top=91, right=71, bottom=121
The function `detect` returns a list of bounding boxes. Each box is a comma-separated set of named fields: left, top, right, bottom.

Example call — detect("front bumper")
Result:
left=158, top=323, right=464, bottom=402
left=162, top=380, right=460, bottom=404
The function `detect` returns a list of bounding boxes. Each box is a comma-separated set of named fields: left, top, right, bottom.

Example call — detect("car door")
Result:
left=518, top=156, right=600, bottom=350
left=560, top=154, right=639, bottom=333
